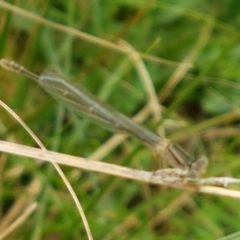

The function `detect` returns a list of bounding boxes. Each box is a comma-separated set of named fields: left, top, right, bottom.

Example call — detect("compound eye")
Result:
left=192, top=156, right=209, bottom=177
left=195, top=156, right=208, bottom=173
left=186, top=156, right=208, bottom=179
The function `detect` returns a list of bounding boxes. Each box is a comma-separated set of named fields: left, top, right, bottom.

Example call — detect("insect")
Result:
left=0, top=59, right=208, bottom=177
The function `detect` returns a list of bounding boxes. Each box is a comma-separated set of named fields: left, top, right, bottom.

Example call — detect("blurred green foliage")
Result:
left=1, top=1, right=240, bottom=239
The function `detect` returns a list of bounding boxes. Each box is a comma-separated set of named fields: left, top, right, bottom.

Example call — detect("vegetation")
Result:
left=0, top=1, right=240, bottom=239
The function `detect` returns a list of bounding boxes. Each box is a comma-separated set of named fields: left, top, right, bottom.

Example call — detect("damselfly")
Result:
left=0, top=59, right=208, bottom=177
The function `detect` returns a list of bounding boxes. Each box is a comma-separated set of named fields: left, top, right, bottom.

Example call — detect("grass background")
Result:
left=1, top=0, right=240, bottom=239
